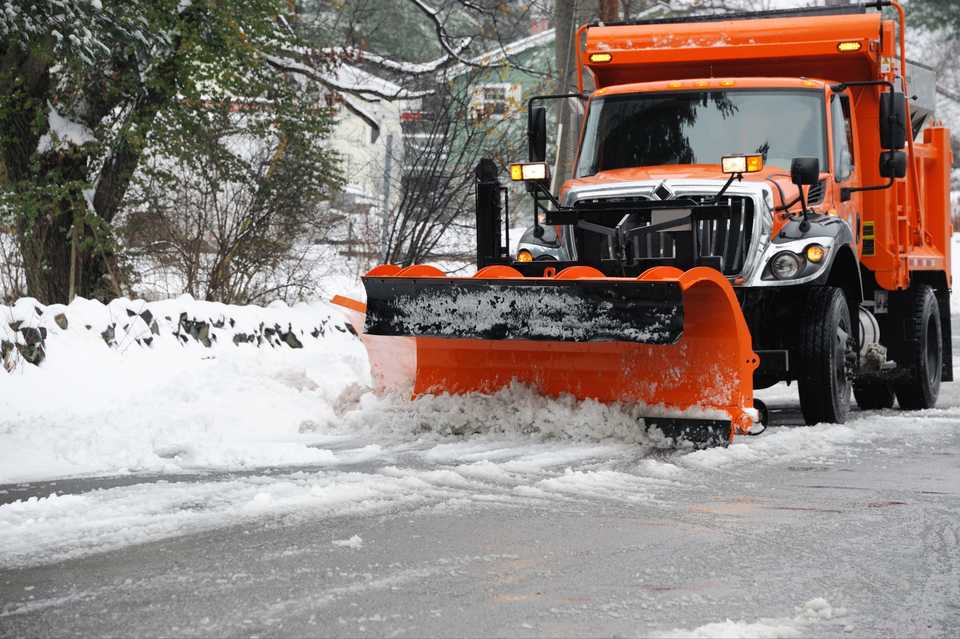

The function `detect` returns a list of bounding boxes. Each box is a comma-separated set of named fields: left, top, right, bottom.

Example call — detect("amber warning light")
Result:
left=589, top=53, right=612, bottom=63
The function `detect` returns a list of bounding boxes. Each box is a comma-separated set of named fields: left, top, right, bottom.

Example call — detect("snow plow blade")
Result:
left=332, top=264, right=758, bottom=444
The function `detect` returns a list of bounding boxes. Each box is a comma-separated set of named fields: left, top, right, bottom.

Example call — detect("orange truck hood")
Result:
left=561, top=165, right=803, bottom=210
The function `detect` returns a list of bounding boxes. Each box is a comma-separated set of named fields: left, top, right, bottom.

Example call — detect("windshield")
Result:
left=576, top=90, right=826, bottom=177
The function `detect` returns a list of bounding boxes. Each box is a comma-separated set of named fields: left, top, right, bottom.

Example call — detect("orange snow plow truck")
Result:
left=334, top=1, right=953, bottom=446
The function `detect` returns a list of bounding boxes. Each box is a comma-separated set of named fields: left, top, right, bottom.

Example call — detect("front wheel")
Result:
left=893, top=285, right=942, bottom=409
left=798, top=287, right=853, bottom=425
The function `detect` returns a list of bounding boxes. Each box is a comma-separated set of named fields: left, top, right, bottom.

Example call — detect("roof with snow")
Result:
left=443, top=29, right=555, bottom=80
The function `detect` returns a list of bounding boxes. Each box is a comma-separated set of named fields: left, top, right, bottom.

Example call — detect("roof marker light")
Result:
left=589, top=53, right=612, bottom=63
left=668, top=81, right=683, bottom=88
left=837, top=41, right=862, bottom=52
left=509, top=162, right=549, bottom=182
left=721, top=154, right=764, bottom=174
left=719, top=80, right=736, bottom=87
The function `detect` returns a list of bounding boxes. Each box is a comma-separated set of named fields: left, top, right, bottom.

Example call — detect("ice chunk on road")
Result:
left=332, top=535, right=363, bottom=549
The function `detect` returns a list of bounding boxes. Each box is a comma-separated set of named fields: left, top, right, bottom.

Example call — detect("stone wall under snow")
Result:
left=1, top=295, right=357, bottom=372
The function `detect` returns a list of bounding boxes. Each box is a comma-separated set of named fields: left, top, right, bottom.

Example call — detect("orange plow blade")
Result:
left=332, top=264, right=758, bottom=444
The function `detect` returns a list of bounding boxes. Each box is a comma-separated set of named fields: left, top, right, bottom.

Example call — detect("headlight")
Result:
left=770, top=251, right=803, bottom=279
left=516, top=249, right=534, bottom=263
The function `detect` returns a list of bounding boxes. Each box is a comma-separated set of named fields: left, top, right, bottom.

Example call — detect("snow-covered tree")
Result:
left=0, top=0, right=342, bottom=304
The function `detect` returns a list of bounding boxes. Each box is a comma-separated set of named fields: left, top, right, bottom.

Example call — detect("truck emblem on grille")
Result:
left=654, top=182, right=674, bottom=201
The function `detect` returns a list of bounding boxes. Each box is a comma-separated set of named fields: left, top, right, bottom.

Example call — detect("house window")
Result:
left=470, top=83, right=522, bottom=120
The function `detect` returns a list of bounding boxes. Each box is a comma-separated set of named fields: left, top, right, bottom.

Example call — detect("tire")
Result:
left=853, top=381, right=895, bottom=410
left=893, top=285, right=942, bottom=410
left=798, top=287, right=853, bottom=425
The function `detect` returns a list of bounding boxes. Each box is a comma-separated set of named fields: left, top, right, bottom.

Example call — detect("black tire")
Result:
left=893, top=285, right=942, bottom=410
left=853, top=381, right=895, bottom=410
left=798, top=287, right=853, bottom=425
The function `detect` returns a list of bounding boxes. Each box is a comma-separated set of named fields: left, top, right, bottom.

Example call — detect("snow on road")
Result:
left=2, top=378, right=958, bottom=570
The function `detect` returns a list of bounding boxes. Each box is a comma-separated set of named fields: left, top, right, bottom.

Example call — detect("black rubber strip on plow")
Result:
left=362, top=277, right=684, bottom=344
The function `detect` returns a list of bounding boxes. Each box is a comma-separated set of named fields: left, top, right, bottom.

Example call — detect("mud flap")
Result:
left=332, top=263, right=759, bottom=441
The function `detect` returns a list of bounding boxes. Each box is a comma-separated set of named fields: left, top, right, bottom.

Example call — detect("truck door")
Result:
left=830, top=92, right=859, bottom=244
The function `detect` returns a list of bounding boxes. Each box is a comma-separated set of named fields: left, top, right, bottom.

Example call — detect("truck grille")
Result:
left=572, top=194, right=755, bottom=276
left=689, top=194, right=755, bottom=275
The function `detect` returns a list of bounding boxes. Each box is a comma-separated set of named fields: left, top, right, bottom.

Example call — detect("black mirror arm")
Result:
left=840, top=176, right=895, bottom=201
left=530, top=180, right=565, bottom=238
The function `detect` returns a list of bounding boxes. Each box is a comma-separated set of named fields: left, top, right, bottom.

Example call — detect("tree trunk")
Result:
left=15, top=153, right=112, bottom=303
left=553, top=0, right=580, bottom=191
left=599, top=0, right=619, bottom=22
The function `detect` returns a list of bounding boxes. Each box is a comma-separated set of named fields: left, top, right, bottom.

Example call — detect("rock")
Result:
left=197, top=323, right=211, bottom=347
left=125, top=308, right=136, bottom=317
left=335, top=325, right=345, bottom=333
left=150, top=319, right=159, bottom=335
left=140, top=336, right=153, bottom=347
left=212, top=316, right=225, bottom=329
left=139, top=309, right=153, bottom=326
left=1, top=339, right=15, bottom=371
left=229, top=317, right=235, bottom=328
left=85, top=324, right=92, bottom=330
left=16, top=342, right=44, bottom=365
left=8, top=320, right=21, bottom=332
left=283, top=330, right=303, bottom=349
left=101, top=324, right=117, bottom=347
left=310, top=327, right=320, bottom=338
left=34, top=306, right=42, bottom=316
left=20, top=326, right=43, bottom=345
left=54, top=313, right=68, bottom=330
left=345, top=323, right=358, bottom=337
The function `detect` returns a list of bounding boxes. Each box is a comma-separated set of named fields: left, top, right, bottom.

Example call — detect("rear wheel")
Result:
left=798, top=287, right=853, bottom=425
left=853, top=381, right=895, bottom=410
left=893, top=285, right=942, bottom=409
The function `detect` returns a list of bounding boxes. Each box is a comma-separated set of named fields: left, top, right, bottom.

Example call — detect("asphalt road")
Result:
left=1, top=327, right=958, bottom=638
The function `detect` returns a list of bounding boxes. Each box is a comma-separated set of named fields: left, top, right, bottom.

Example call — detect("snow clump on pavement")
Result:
left=657, top=597, right=847, bottom=638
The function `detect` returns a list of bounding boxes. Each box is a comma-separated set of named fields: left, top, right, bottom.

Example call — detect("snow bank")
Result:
left=0, top=295, right=370, bottom=482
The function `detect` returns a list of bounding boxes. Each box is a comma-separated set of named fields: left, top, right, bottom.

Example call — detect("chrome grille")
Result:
left=690, top=194, right=754, bottom=275
left=572, top=194, right=755, bottom=276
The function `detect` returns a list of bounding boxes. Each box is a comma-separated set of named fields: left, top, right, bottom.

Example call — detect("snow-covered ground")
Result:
left=0, top=236, right=958, bottom=637
left=0, top=295, right=369, bottom=482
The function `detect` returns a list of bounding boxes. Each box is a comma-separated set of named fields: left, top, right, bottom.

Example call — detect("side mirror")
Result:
left=879, top=150, right=907, bottom=178
left=528, top=105, right=546, bottom=162
left=879, top=92, right=907, bottom=150
left=790, top=157, right=820, bottom=186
